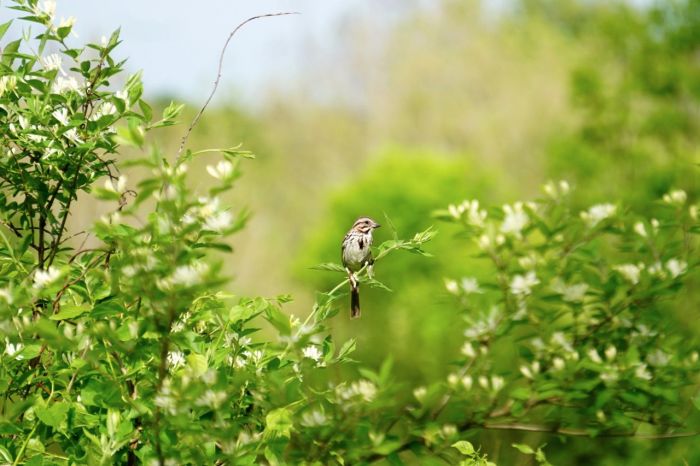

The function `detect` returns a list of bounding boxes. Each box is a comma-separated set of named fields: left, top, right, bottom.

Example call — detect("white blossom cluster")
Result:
left=447, top=200, right=487, bottom=227
left=181, top=197, right=233, bottom=233
left=580, top=203, right=617, bottom=227
left=444, top=277, right=482, bottom=295
left=336, top=379, right=377, bottom=404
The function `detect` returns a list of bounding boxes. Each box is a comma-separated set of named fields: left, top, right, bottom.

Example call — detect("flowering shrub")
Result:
left=0, top=3, right=432, bottom=464
left=1, top=2, right=699, bottom=465
left=433, top=180, right=699, bottom=441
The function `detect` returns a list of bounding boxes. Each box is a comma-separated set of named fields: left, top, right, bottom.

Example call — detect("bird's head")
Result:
left=351, top=217, right=381, bottom=233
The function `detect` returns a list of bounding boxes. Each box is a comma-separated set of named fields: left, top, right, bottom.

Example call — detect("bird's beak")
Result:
left=372, top=222, right=381, bottom=229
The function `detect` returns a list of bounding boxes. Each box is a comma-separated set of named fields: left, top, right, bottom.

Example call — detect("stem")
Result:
left=176, top=12, right=299, bottom=162
left=12, top=421, right=39, bottom=466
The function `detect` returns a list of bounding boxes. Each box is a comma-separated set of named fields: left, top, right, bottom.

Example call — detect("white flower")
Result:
left=196, top=390, right=226, bottom=408
left=663, top=189, right=687, bottom=205
left=690, top=205, right=698, bottom=220
left=104, top=175, right=127, bottom=194
left=444, top=279, right=459, bottom=295
left=34, top=0, right=56, bottom=19
left=550, top=278, right=588, bottom=302
left=461, top=375, right=473, bottom=390
left=206, top=160, right=234, bottom=180
left=33, top=267, right=61, bottom=288
left=170, top=263, right=208, bottom=287
left=90, top=102, right=117, bottom=121
left=100, top=35, right=108, bottom=47
left=587, top=348, right=603, bottom=364
left=449, top=200, right=487, bottom=227
left=581, top=203, right=616, bottom=227
left=461, top=342, right=476, bottom=359
left=460, top=277, right=482, bottom=294
left=301, top=409, right=327, bottom=427
left=302, top=345, right=322, bottom=362
left=551, top=332, right=574, bottom=354
left=666, top=258, right=687, bottom=278
left=634, top=363, right=652, bottom=381
left=442, top=424, right=457, bottom=438
left=477, top=234, right=491, bottom=249
left=204, top=211, right=232, bottom=232
left=351, top=380, right=377, bottom=402
left=501, top=202, right=529, bottom=237
left=63, top=128, right=83, bottom=144
left=52, top=76, right=81, bottom=94
left=166, top=351, right=185, bottom=370
left=648, top=262, right=664, bottom=277
left=600, top=369, right=618, bottom=384
left=447, top=373, right=459, bottom=387
left=559, top=180, right=570, bottom=194
left=634, top=222, right=647, bottom=238
left=510, top=271, right=539, bottom=296
left=478, top=376, right=489, bottom=390
left=552, top=357, right=565, bottom=371
left=647, top=349, right=669, bottom=367
left=59, top=16, right=76, bottom=28
left=544, top=180, right=570, bottom=198
left=413, top=386, right=427, bottom=401
left=27, top=132, right=46, bottom=143
left=518, top=254, right=537, bottom=270
left=605, top=345, right=617, bottom=361
left=41, top=53, right=63, bottom=73
left=491, top=375, right=504, bottom=392
left=0, top=75, right=17, bottom=96
left=520, top=365, right=533, bottom=379
left=52, top=107, right=69, bottom=126
left=614, top=264, right=641, bottom=285
left=5, top=340, right=24, bottom=358
left=0, top=288, right=13, bottom=304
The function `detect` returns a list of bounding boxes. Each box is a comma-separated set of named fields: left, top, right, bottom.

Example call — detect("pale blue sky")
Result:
left=49, top=1, right=418, bottom=105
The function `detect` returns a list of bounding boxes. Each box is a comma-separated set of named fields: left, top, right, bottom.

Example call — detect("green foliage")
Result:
left=540, top=0, right=700, bottom=208
left=0, top=4, right=433, bottom=464
left=1, top=1, right=699, bottom=465
left=453, top=440, right=496, bottom=466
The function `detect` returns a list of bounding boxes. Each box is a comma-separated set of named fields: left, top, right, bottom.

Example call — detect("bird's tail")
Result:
left=350, top=285, right=361, bottom=319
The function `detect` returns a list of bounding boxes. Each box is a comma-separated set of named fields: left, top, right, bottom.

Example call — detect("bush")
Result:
left=0, top=2, right=698, bottom=464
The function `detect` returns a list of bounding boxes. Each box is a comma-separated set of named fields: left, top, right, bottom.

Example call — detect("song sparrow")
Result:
left=342, top=217, right=380, bottom=318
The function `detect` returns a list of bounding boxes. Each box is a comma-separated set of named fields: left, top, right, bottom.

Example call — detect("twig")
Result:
left=175, top=11, right=299, bottom=162
left=480, top=423, right=699, bottom=439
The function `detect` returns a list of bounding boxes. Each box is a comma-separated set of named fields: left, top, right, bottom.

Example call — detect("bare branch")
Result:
left=481, top=423, right=699, bottom=439
left=176, top=12, right=300, bottom=162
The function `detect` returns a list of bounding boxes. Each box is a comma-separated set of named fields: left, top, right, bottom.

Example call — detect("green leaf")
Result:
left=91, top=300, right=125, bottom=318
left=187, top=353, right=208, bottom=377
left=312, top=262, right=346, bottom=273
left=0, top=20, right=12, bottom=41
left=264, top=304, right=291, bottom=335
left=452, top=440, right=475, bottom=456
left=264, top=408, right=293, bottom=440
left=35, top=402, right=70, bottom=429
left=50, top=304, right=91, bottom=320
left=222, top=147, right=255, bottom=159
left=372, top=440, right=402, bottom=455
left=229, top=304, right=261, bottom=323
left=2, top=39, right=21, bottom=66
left=338, top=338, right=356, bottom=360
left=512, top=443, right=535, bottom=455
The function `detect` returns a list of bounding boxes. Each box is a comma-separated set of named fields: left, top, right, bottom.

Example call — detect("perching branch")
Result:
left=176, top=11, right=300, bottom=162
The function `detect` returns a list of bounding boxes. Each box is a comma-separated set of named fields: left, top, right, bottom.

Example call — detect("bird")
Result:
left=341, top=217, right=380, bottom=318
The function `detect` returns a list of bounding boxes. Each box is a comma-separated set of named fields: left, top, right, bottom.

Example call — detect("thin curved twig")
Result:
left=176, top=11, right=300, bottom=162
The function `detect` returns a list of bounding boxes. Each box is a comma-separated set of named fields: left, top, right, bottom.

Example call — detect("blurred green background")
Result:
left=71, top=0, right=700, bottom=463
